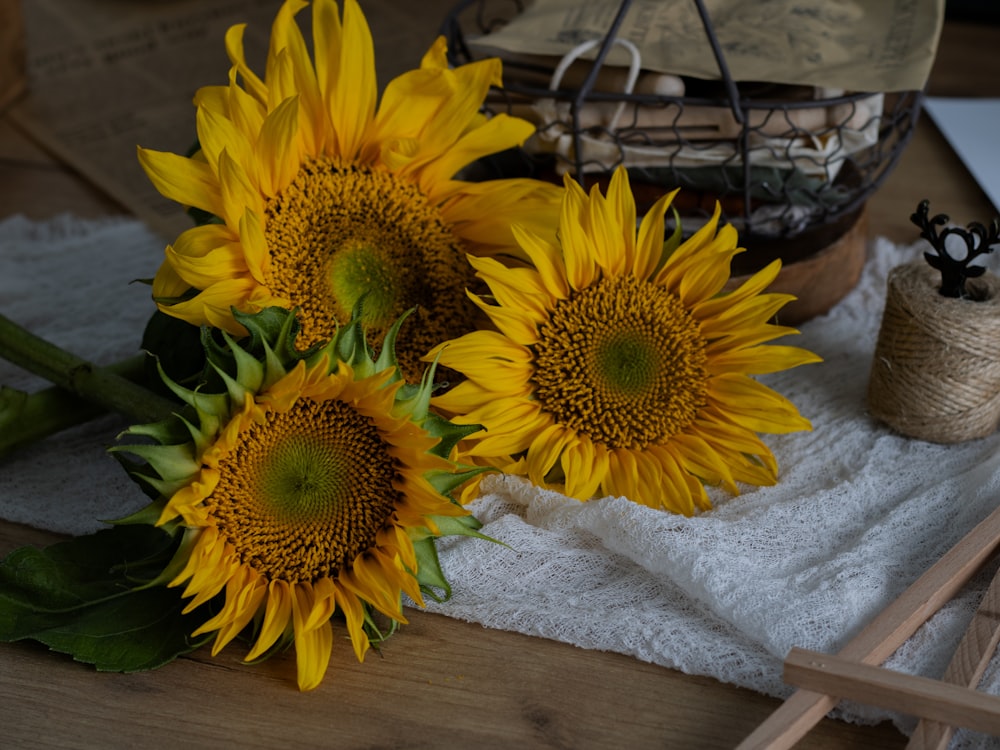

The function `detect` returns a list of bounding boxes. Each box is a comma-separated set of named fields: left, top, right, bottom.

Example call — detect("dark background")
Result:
left=948, top=0, right=1000, bottom=23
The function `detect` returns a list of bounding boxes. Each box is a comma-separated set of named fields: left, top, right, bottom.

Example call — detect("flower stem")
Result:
left=0, top=312, right=178, bottom=447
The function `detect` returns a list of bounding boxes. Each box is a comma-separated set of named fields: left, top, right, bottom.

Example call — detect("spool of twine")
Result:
left=868, top=262, right=1000, bottom=443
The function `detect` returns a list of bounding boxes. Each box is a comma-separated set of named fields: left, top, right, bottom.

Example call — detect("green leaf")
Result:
left=0, top=525, right=211, bottom=672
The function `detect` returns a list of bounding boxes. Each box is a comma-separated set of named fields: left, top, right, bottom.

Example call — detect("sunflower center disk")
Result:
left=327, top=239, right=403, bottom=331
left=532, top=275, right=709, bottom=449
left=211, top=398, right=399, bottom=583
left=263, top=159, right=477, bottom=377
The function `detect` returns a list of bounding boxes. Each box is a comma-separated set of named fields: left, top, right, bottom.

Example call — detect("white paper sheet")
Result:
left=923, top=97, right=1000, bottom=215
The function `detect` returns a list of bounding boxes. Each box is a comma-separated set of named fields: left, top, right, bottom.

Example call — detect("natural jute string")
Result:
left=868, top=262, right=1000, bottom=443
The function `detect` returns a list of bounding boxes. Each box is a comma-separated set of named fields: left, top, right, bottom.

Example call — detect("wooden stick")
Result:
left=907, top=563, right=1000, bottom=749
left=785, top=647, right=1000, bottom=736
left=736, top=502, right=1000, bottom=750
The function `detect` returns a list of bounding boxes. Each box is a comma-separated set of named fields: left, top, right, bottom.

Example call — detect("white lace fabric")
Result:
left=2, top=214, right=1000, bottom=747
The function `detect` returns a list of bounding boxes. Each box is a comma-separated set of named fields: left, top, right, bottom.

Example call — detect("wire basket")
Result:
left=441, top=0, right=922, bottom=268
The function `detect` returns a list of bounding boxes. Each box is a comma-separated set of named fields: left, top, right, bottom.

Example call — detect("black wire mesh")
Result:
left=441, top=0, right=922, bottom=256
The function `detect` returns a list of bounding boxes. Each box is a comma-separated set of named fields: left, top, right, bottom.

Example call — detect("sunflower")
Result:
left=137, top=0, right=560, bottom=381
left=116, top=307, right=483, bottom=690
left=430, top=167, right=820, bottom=515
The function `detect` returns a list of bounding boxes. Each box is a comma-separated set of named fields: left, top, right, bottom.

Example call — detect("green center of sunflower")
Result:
left=327, top=239, right=401, bottom=331
left=210, top=397, right=400, bottom=583
left=532, top=275, right=709, bottom=449
left=262, top=158, right=478, bottom=379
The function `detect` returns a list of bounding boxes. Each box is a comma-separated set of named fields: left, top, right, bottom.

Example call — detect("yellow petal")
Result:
left=164, top=240, right=248, bottom=291
left=152, top=257, right=190, bottom=302
left=468, top=291, right=540, bottom=345
left=467, top=255, right=550, bottom=320
left=418, top=114, right=534, bottom=191
left=246, top=579, right=293, bottom=661
left=675, top=229, right=742, bottom=306
left=583, top=180, right=623, bottom=276
left=605, top=165, right=636, bottom=274
left=225, top=65, right=266, bottom=143
left=329, top=0, right=376, bottom=158
left=238, top=207, right=270, bottom=284
left=558, top=175, right=600, bottom=290
left=443, top=178, right=562, bottom=257
left=634, top=188, right=678, bottom=281
left=562, top=434, right=608, bottom=500
left=218, top=149, right=261, bottom=229
left=163, top=278, right=262, bottom=334
left=604, top=448, right=639, bottom=502
left=708, top=344, right=822, bottom=375
left=334, top=584, right=370, bottom=662
left=642, top=450, right=695, bottom=516
left=192, top=83, right=228, bottom=116
left=657, top=202, right=723, bottom=285
left=463, top=410, right=548, bottom=458
left=707, top=375, right=812, bottom=434
left=371, top=51, right=501, bottom=171
left=661, top=434, right=737, bottom=494
left=137, top=147, right=224, bottom=218
left=511, top=223, right=570, bottom=300
left=437, top=329, right=533, bottom=365
left=269, top=0, right=324, bottom=155
left=196, top=106, right=257, bottom=198
left=293, top=620, right=333, bottom=691
left=224, top=23, right=267, bottom=104
left=693, top=260, right=783, bottom=320
left=255, top=95, right=301, bottom=196
left=526, top=423, right=576, bottom=484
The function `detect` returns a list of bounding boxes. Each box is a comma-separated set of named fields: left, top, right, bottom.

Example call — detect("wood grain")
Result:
left=0, top=516, right=906, bottom=749
left=907, top=564, right=1000, bottom=749
left=785, top=647, right=1000, bottom=736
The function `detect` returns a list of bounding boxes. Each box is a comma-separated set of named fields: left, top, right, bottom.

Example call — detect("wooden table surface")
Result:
left=1, top=8, right=999, bottom=749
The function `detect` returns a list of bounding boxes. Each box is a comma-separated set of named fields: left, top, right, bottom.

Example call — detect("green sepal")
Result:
left=412, top=536, right=451, bottom=602
left=426, top=465, right=492, bottom=499
left=217, top=330, right=265, bottom=395
left=333, top=298, right=376, bottom=377
left=117, top=414, right=190, bottom=447
left=111, top=441, right=199, bottom=483
left=155, top=359, right=230, bottom=421
left=393, top=345, right=438, bottom=422
left=424, top=513, right=489, bottom=540
left=361, top=604, right=401, bottom=646
left=230, top=306, right=318, bottom=371
left=141, top=309, right=205, bottom=392
left=422, top=412, right=482, bottom=460
left=110, top=499, right=172, bottom=529
left=372, top=306, right=411, bottom=381
left=242, top=629, right=293, bottom=665
left=409, top=512, right=496, bottom=544
left=412, top=514, right=499, bottom=603
left=107, top=451, right=164, bottom=502
left=0, top=525, right=211, bottom=672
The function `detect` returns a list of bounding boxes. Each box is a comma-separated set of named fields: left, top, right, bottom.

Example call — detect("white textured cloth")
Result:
left=2, top=214, right=1000, bottom=747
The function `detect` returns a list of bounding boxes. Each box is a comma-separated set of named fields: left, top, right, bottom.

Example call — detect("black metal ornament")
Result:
left=910, top=199, right=1000, bottom=299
